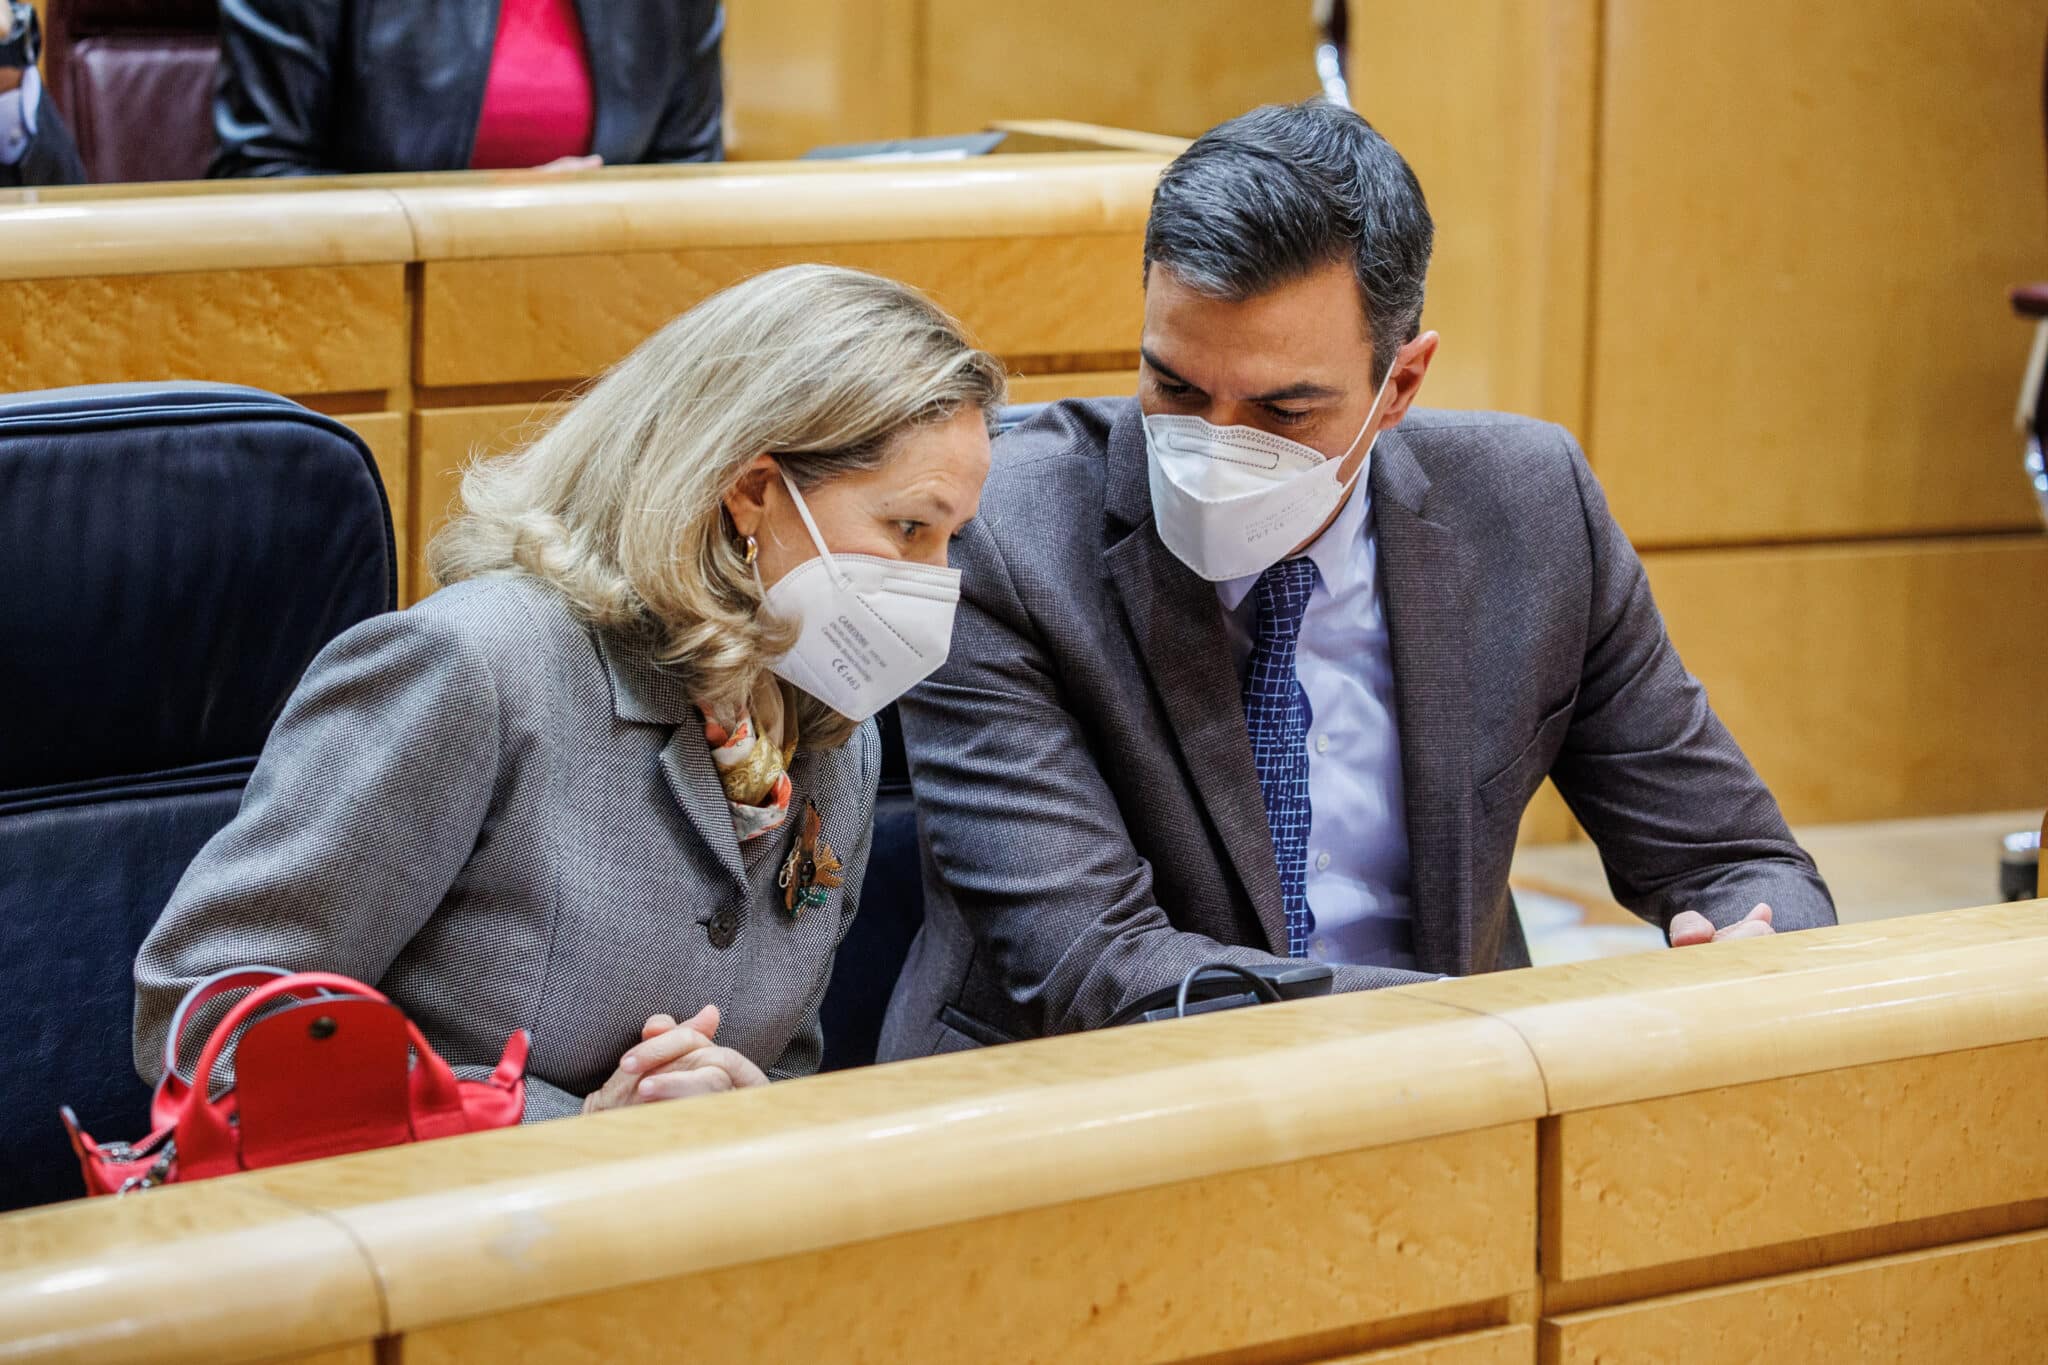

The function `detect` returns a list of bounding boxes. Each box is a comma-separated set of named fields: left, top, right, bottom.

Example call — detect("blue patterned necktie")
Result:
left=1243, top=556, right=1319, bottom=957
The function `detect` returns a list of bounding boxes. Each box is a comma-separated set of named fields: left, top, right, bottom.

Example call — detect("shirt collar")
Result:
left=1216, top=463, right=1376, bottom=612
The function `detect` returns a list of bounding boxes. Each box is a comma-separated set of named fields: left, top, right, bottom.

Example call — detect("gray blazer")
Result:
left=135, top=576, right=878, bottom=1119
left=879, top=399, right=1834, bottom=1059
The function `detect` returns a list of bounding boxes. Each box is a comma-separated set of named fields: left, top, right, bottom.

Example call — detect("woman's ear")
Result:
left=721, top=453, right=782, bottom=539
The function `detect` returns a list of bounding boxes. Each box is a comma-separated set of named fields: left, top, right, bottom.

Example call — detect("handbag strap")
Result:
left=174, top=969, right=483, bottom=1168
left=151, top=965, right=312, bottom=1131
left=160, top=964, right=298, bottom=1086
left=174, top=971, right=390, bottom=1172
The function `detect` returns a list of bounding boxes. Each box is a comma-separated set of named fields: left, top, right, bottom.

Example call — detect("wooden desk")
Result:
left=6, top=901, right=2046, bottom=1364
left=1347, top=0, right=2048, bottom=841
left=0, top=151, right=1165, bottom=604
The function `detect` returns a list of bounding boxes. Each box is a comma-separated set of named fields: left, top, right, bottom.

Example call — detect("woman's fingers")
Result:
left=618, top=1022, right=716, bottom=1076
left=588, top=1008, right=745, bottom=1113
left=636, top=1065, right=735, bottom=1102
left=679, top=1044, right=769, bottom=1089
left=634, top=1047, right=769, bottom=1101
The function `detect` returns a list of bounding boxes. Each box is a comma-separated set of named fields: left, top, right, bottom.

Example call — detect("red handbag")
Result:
left=62, top=966, right=530, bottom=1196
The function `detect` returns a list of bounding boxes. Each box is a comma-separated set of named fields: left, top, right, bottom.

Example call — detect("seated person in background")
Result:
left=0, top=1, right=84, bottom=188
left=136, top=264, right=1002, bottom=1117
left=880, top=101, right=1836, bottom=1060
left=211, top=0, right=724, bottom=176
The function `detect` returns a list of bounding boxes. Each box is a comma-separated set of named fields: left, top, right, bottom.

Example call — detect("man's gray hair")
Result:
left=1143, top=101, right=1435, bottom=381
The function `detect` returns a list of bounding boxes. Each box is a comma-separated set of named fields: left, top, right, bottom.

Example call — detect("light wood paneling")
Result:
left=260, top=1349, right=377, bottom=1365
left=1346, top=0, right=1599, bottom=427
left=0, top=1184, right=383, bottom=1365
left=400, top=1126, right=1534, bottom=1365
left=333, top=412, right=409, bottom=603
left=1589, top=1, right=2048, bottom=543
left=1006, top=369, right=1138, bottom=404
left=411, top=402, right=571, bottom=597
left=392, top=159, right=1161, bottom=261
left=239, top=994, right=1542, bottom=1333
left=1543, top=1226, right=2048, bottom=1363
left=920, top=1, right=1319, bottom=139
left=0, top=266, right=407, bottom=396
left=722, top=0, right=917, bottom=160
left=1545, top=1038, right=2048, bottom=1285
left=1516, top=779, right=1579, bottom=847
left=1413, top=901, right=2048, bottom=1113
left=991, top=120, right=1194, bottom=156
left=1327, top=1325, right=1534, bottom=1364
left=0, top=191, right=414, bottom=281
left=1643, top=536, right=2048, bottom=823
left=417, top=236, right=1145, bottom=386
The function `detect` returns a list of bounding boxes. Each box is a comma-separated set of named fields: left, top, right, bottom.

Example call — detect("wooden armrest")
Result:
left=2012, top=283, right=2048, bottom=318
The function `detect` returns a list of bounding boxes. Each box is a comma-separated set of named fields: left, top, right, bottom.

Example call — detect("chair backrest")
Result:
left=817, top=400, right=1049, bottom=1071
left=0, top=384, right=394, bottom=1210
left=43, top=0, right=221, bottom=183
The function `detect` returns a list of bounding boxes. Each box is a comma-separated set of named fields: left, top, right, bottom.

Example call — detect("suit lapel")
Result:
left=1371, top=432, right=1476, bottom=975
left=597, top=631, right=748, bottom=892
left=1102, top=406, right=1289, bottom=954
left=657, top=729, right=749, bottom=892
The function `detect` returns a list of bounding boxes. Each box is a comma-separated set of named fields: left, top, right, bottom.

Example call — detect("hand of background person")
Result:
left=0, top=7, right=23, bottom=96
left=1668, top=902, right=1774, bottom=947
left=581, top=1003, right=768, bottom=1113
left=535, top=154, right=603, bottom=173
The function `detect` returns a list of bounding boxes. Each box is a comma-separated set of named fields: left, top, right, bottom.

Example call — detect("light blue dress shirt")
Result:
left=0, top=65, right=40, bottom=168
left=1219, top=469, right=1417, bottom=970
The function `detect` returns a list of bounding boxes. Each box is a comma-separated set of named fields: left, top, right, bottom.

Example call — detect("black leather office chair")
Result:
left=0, top=384, right=394, bottom=1210
left=819, top=401, right=1048, bottom=1070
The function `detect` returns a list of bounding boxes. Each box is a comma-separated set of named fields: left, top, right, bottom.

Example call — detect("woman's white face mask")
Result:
left=761, top=472, right=961, bottom=723
left=1143, top=360, right=1400, bottom=582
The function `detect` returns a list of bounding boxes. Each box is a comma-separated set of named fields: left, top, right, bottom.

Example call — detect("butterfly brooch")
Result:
left=778, top=801, right=843, bottom=918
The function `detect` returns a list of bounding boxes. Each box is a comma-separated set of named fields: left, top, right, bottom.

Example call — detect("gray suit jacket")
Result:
left=135, top=576, right=878, bottom=1119
left=879, top=399, right=1833, bottom=1059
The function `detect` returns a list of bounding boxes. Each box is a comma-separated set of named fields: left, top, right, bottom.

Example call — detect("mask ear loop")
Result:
left=776, top=468, right=852, bottom=591
left=1330, top=354, right=1403, bottom=494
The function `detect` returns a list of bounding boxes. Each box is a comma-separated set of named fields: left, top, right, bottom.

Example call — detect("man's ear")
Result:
left=1381, top=331, right=1440, bottom=429
left=721, top=453, right=781, bottom=539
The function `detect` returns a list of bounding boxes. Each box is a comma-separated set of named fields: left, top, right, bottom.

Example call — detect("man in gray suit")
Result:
left=879, top=101, right=1834, bottom=1059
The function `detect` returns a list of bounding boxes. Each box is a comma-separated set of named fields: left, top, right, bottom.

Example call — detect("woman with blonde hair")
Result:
left=135, top=265, right=1005, bottom=1118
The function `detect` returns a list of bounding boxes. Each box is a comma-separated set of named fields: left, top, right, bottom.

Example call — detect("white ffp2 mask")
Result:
left=1143, top=361, right=1400, bottom=582
left=762, top=472, right=962, bottom=723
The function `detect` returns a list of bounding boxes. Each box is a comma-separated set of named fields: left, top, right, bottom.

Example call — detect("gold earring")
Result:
left=743, top=535, right=759, bottom=567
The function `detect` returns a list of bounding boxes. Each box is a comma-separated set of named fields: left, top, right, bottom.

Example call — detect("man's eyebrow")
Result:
left=1142, top=349, right=1342, bottom=405
left=1245, top=380, right=1344, bottom=404
left=1140, top=348, right=1201, bottom=391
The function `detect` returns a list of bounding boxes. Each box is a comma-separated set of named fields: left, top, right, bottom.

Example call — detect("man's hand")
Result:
left=1668, top=902, right=1774, bottom=947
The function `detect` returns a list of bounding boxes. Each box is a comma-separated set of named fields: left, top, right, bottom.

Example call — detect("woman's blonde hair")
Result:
left=427, top=264, right=1006, bottom=748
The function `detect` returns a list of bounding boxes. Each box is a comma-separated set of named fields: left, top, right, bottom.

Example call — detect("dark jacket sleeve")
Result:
left=899, top=515, right=1430, bottom=1041
left=210, top=0, right=344, bottom=177
left=1548, top=432, right=1837, bottom=932
left=0, top=89, right=86, bottom=187
left=645, top=0, right=724, bottom=163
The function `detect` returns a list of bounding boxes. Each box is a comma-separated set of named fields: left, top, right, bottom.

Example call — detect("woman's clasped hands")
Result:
left=581, top=1004, right=768, bottom=1114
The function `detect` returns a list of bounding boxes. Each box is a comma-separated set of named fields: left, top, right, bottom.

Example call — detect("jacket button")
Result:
left=706, top=909, right=739, bottom=951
